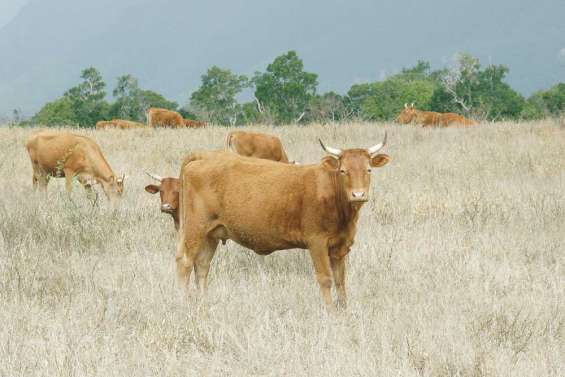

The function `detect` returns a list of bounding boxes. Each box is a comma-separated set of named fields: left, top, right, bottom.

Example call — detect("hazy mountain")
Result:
left=0, top=0, right=564, bottom=116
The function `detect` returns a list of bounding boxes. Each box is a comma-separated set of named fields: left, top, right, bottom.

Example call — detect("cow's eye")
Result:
left=339, top=169, right=347, bottom=175
left=367, top=168, right=372, bottom=173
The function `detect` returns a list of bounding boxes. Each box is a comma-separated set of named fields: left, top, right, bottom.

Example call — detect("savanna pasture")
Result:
left=0, top=121, right=563, bottom=376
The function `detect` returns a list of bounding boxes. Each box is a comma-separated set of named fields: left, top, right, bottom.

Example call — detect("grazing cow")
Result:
left=182, top=119, right=207, bottom=128
left=396, top=103, right=476, bottom=127
left=144, top=172, right=180, bottom=230
left=25, top=131, right=125, bottom=202
left=176, top=134, right=390, bottom=309
left=225, top=131, right=293, bottom=163
left=96, top=119, right=146, bottom=130
left=146, top=107, right=184, bottom=128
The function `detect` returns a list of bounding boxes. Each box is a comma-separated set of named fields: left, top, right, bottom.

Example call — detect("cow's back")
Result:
left=147, top=108, right=183, bottom=128
left=26, top=132, right=107, bottom=176
left=441, top=113, right=476, bottom=126
left=228, top=131, right=287, bottom=162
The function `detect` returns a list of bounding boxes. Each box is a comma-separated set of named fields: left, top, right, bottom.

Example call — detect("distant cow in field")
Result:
left=144, top=172, right=180, bottom=230
left=96, top=119, right=146, bottom=130
left=225, top=131, right=293, bottom=163
left=396, top=103, right=476, bottom=127
left=182, top=119, right=207, bottom=128
left=176, top=134, right=390, bottom=309
left=25, top=131, right=125, bottom=202
left=146, top=107, right=184, bottom=128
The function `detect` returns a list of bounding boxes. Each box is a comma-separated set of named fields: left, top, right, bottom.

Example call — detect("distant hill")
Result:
left=0, top=0, right=564, bottom=116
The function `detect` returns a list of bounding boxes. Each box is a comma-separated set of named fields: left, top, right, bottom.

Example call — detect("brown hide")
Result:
left=25, top=131, right=124, bottom=201
left=146, top=107, right=184, bottom=128
left=182, top=119, right=207, bottom=128
left=177, top=140, right=390, bottom=308
left=96, top=119, right=146, bottom=130
left=396, top=105, right=476, bottom=127
left=225, top=131, right=291, bottom=163
left=145, top=176, right=180, bottom=230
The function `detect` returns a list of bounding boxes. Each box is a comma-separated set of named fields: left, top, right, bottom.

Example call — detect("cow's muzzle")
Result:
left=350, top=191, right=368, bottom=202
left=160, top=203, right=175, bottom=213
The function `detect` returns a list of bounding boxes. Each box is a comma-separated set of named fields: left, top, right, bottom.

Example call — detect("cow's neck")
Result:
left=331, top=173, right=362, bottom=230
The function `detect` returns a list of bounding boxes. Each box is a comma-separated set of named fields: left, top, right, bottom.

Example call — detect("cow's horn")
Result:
left=411, top=102, right=415, bottom=107
left=404, top=103, right=408, bottom=108
left=367, top=132, right=387, bottom=156
left=145, top=171, right=162, bottom=182
left=319, top=139, right=342, bottom=158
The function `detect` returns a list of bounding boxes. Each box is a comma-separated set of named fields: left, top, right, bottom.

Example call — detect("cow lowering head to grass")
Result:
left=25, top=131, right=125, bottom=203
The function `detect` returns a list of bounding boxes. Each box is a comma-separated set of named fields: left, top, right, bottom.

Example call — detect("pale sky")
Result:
left=0, top=0, right=27, bottom=30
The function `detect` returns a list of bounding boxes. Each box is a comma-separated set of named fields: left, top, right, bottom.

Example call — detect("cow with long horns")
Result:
left=176, top=134, right=390, bottom=310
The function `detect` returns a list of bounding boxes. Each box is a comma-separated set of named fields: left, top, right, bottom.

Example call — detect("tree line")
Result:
left=28, top=51, right=565, bottom=127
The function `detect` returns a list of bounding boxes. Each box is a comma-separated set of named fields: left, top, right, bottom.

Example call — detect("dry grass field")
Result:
left=0, top=121, right=564, bottom=376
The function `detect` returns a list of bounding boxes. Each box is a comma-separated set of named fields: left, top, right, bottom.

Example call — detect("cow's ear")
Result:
left=370, top=154, right=390, bottom=168
left=321, top=156, right=340, bottom=171
left=145, top=184, right=160, bottom=194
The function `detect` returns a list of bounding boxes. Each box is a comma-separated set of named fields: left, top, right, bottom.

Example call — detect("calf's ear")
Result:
left=370, top=154, right=390, bottom=168
left=145, top=184, right=160, bottom=194
left=321, top=156, right=340, bottom=171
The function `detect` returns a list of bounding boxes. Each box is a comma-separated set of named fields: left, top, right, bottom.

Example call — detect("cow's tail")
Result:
left=225, top=132, right=234, bottom=152
left=145, top=108, right=152, bottom=127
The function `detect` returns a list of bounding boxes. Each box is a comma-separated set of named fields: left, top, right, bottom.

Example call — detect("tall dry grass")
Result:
left=0, top=121, right=564, bottom=376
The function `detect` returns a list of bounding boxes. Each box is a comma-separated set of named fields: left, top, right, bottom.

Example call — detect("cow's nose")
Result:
left=352, top=191, right=366, bottom=198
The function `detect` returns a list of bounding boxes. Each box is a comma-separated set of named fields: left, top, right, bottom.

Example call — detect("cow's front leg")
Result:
left=330, top=255, right=347, bottom=309
left=309, top=243, right=335, bottom=311
left=63, top=169, right=74, bottom=193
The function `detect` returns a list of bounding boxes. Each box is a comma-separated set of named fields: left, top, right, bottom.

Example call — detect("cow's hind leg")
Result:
left=32, top=164, right=49, bottom=191
left=176, top=228, right=205, bottom=291
left=194, top=236, right=219, bottom=295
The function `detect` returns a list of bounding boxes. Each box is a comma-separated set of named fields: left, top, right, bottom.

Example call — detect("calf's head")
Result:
left=144, top=172, right=180, bottom=215
left=319, top=133, right=390, bottom=202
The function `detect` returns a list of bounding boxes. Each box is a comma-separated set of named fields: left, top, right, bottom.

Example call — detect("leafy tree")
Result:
left=178, top=107, right=198, bottom=120
left=64, top=67, right=110, bottom=127
left=109, top=74, right=179, bottom=122
left=521, top=83, right=565, bottom=119
left=141, top=90, right=178, bottom=111
left=254, top=51, right=318, bottom=124
left=306, top=92, right=351, bottom=123
left=110, top=75, right=144, bottom=120
left=32, top=97, right=77, bottom=126
left=540, top=83, right=565, bottom=114
left=347, top=62, right=438, bottom=121
left=189, top=66, right=248, bottom=125
left=431, top=54, right=525, bottom=120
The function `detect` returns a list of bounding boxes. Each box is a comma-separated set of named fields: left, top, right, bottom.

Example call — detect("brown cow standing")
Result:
left=225, top=131, right=292, bottom=163
left=144, top=172, right=180, bottom=230
left=96, top=119, right=146, bottom=130
left=182, top=119, right=207, bottom=128
left=396, top=103, right=476, bottom=127
left=146, top=107, right=184, bottom=128
left=176, top=135, right=390, bottom=310
left=25, top=131, right=125, bottom=202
